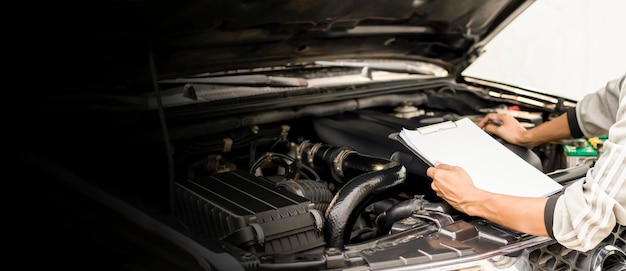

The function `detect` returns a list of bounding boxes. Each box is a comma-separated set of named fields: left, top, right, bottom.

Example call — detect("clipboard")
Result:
left=389, top=118, right=562, bottom=198
left=389, top=132, right=435, bottom=167
left=388, top=120, right=458, bottom=167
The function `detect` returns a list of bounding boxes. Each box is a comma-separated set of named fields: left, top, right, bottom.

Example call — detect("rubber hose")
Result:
left=324, top=164, right=406, bottom=249
left=374, top=198, right=422, bottom=234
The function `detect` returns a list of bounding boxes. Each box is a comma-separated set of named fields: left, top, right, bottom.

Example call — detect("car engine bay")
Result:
left=155, top=79, right=598, bottom=269
left=171, top=108, right=540, bottom=263
left=19, top=69, right=625, bottom=271
left=18, top=0, right=626, bottom=268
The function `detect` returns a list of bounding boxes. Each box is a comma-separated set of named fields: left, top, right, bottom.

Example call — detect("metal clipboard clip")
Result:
left=416, top=120, right=457, bottom=135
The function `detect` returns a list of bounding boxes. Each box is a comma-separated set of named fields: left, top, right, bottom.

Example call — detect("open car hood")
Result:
left=41, top=0, right=533, bottom=87
left=24, top=1, right=626, bottom=271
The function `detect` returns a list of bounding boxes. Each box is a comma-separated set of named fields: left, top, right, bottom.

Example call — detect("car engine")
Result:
left=19, top=66, right=625, bottom=270
left=163, top=90, right=625, bottom=270
left=16, top=0, right=626, bottom=267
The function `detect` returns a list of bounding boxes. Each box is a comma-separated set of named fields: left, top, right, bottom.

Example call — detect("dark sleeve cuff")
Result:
left=544, top=192, right=563, bottom=239
left=567, top=107, right=584, bottom=138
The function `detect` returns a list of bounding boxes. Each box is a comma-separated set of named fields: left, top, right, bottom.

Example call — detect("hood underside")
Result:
left=36, top=0, right=532, bottom=89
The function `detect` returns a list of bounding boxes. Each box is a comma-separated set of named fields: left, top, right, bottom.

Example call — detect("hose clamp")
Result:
left=333, top=149, right=354, bottom=178
left=250, top=223, right=264, bottom=245
left=308, top=209, right=324, bottom=231
left=296, top=140, right=310, bottom=161
left=307, top=143, right=322, bottom=168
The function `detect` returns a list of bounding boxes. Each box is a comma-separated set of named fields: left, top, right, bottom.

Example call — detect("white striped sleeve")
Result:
left=551, top=74, right=626, bottom=252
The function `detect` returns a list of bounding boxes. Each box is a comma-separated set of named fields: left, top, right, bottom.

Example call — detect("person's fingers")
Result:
left=427, top=162, right=459, bottom=179
left=434, top=162, right=456, bottom=170
left=497, top=112, right=518, bottom=124
left=430, top=181, right=438, bottom=192
left=427, top=163, right=452, bottom=178
left=482, top=122, right=500, bottom=134
left=477, top=113, right=498, bottom=127
left=431, top=183, right=444, bottom=198
left=426, top=166, right=435, bottom=178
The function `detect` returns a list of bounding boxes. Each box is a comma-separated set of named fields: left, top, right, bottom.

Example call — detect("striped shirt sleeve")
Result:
left=546, top=74, right=626, bottom=252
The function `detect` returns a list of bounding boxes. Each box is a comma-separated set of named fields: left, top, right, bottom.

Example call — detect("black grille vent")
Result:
left=528, top=224, right=625, bottom=271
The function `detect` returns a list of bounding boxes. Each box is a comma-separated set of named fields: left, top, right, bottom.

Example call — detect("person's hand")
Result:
left=427, top=162, right=550, bottom=237
left=426, top=162, right=487, bottom=216
left=477, top=113, right=531, bottom=147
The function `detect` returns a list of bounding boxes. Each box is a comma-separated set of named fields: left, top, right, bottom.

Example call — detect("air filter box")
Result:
left=175, top=170, right=326, bottom=254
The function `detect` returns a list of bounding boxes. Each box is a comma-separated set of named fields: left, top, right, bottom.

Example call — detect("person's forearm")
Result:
left=519, top=112, right=572, bottom=148
left=464, top=191, right=549, bottom=236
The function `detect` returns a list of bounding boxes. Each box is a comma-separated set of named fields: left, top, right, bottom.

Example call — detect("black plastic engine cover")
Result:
left=174, top=170, right=326, bottom=254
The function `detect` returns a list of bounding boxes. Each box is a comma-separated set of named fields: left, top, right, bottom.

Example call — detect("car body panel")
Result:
left=17, top=1, right=625, bottom=271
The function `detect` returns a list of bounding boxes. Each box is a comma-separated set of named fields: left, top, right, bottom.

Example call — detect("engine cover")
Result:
left=174, top=170, right=326, bottom=254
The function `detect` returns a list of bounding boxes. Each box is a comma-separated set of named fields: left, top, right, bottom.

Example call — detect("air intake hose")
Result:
left=375, top=196, right=451, bottom=235
left=299, top=142, right=407, bottom=249
left=375, top=197, right=424, bottom=235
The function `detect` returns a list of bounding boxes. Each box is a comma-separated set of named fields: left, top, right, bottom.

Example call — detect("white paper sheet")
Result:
left=397, top=117, right=563, bottom=198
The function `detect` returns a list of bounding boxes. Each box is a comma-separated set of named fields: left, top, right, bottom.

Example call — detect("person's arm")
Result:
left=548, top=74, right=626, bottom=251
left=430, top=74, right=626, bottom=252
left=477, top=111, right=573, bottom=148
left=426, top=163, right=549, bottom=236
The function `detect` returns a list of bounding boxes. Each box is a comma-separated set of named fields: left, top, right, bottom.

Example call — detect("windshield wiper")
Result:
left=315, top=60, right=439, bottom=76
left=159, top=75, right=308, bottom=87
